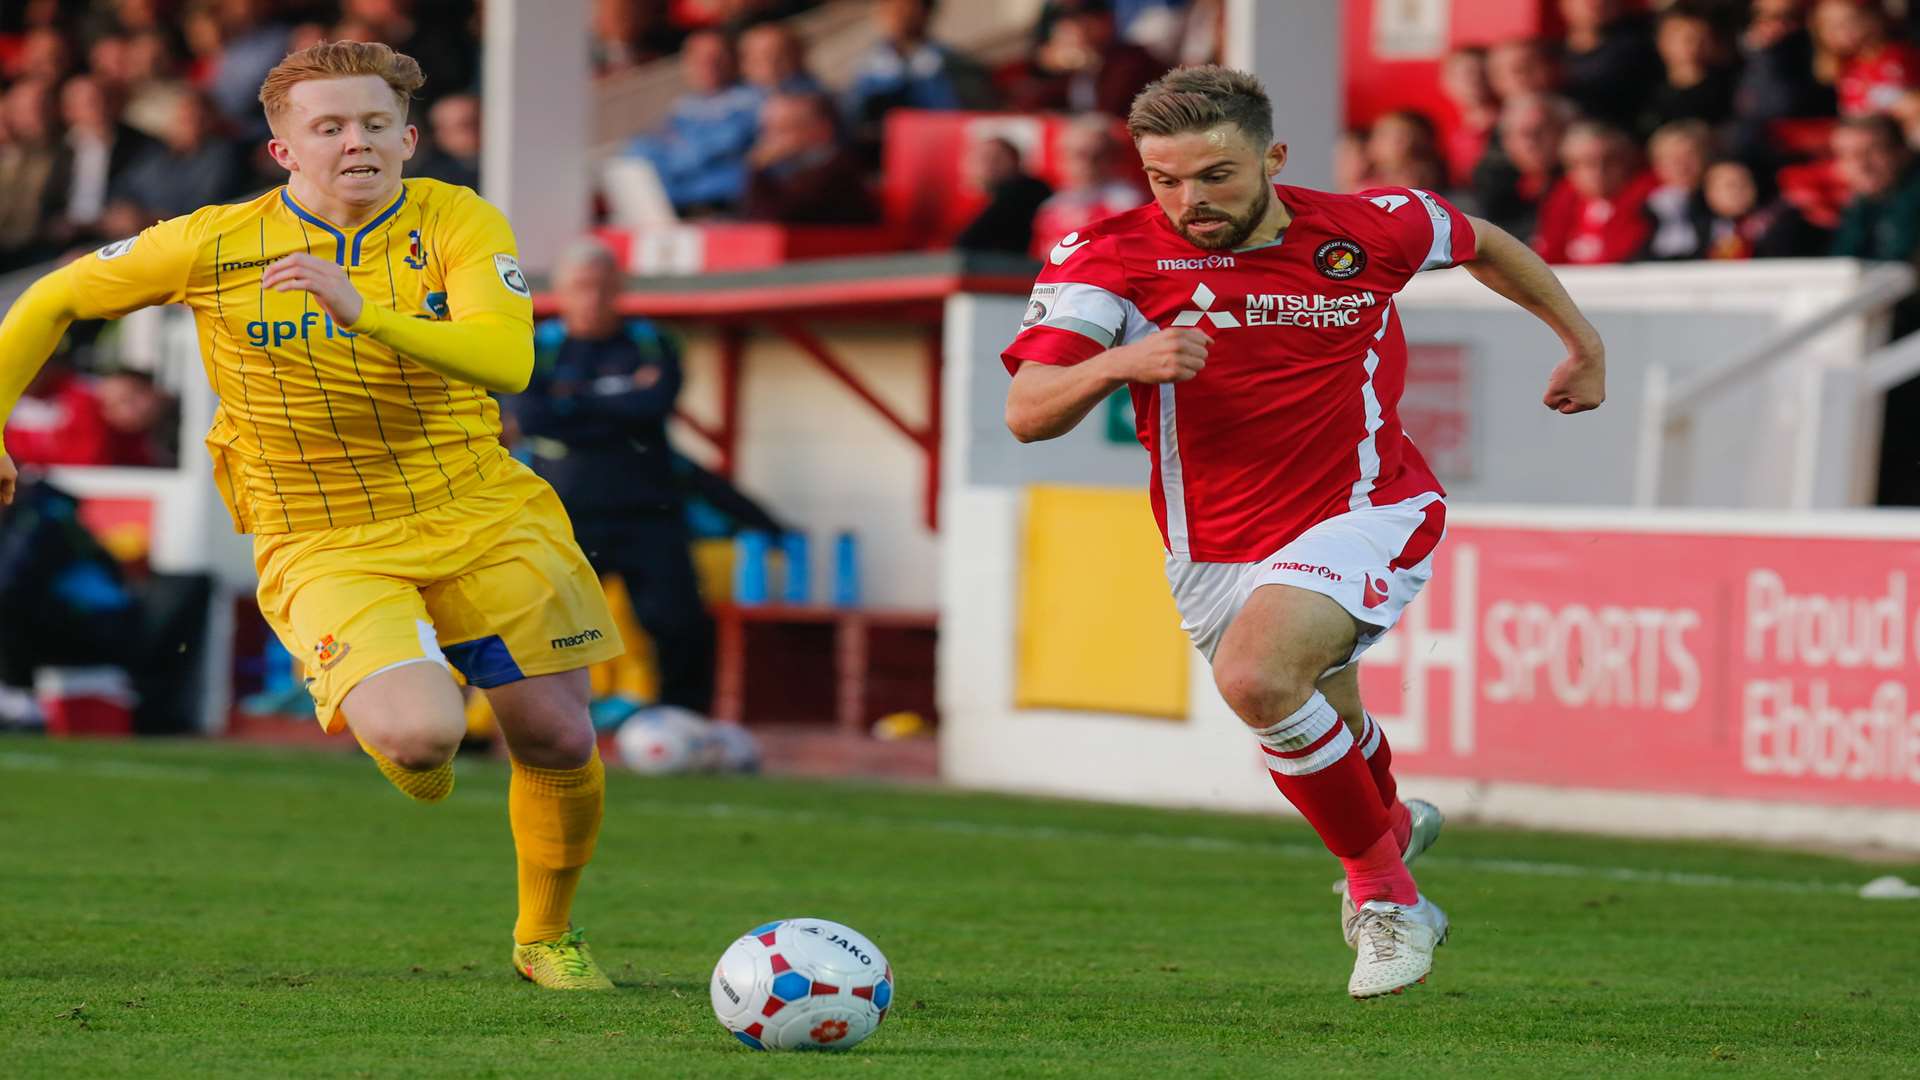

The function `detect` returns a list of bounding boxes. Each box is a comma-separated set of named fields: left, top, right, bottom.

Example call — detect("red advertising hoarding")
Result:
left=1359, top=520, right=1920, bottom=809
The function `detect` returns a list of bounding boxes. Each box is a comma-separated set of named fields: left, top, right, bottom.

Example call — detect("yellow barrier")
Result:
left=1015, top=486, right=1188, bottom=720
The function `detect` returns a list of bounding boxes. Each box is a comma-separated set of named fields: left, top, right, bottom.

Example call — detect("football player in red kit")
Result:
left=1002, top=66, right=1606, bottom=998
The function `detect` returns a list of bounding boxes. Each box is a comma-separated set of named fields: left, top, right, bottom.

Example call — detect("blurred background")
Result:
left=3, top=0, right=1918, bottom=853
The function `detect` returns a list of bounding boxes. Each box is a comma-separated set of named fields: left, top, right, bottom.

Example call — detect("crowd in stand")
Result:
left=19, top=0, right=1920, bottom=472
left=621, top=0, right=1221, bottom=254
left=1341, top=0, right=1920, bottom=266
left=0, top=0, right=498, bottom=275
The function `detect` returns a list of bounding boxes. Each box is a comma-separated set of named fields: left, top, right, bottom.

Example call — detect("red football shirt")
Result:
left=1002, top=184, right=1475, bottom=562
left=1838, top=42, right=1920, bottom=116
left=1532, top=172, right=1657, bottom=265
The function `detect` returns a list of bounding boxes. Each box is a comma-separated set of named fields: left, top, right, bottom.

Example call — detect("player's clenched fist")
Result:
left=0, top=453, right=15, bottom=506
left=1105, top=328, right=1210, bottom=384
left=262, top=253, right=366, bottom=328
left=1542, top=343, right=1605, bottom=414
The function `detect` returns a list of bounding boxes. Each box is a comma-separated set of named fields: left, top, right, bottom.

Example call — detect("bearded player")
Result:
left=0, top=42, right=626, bottom=989
left=1002, top=66, right=1606, bottom=998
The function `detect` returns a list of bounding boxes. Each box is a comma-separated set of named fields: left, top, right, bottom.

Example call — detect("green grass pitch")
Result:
left=3, top=736, right=1917, bottom=1078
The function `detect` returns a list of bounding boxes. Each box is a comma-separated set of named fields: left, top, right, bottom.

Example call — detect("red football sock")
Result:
left=1339, top=828, right=1419, bottom=906
left=1252, top=692, right=1394, bottom=858
left=1388, top=799, right=1412, bottom=853
left=1359, top=714, right=1413, bottom=850
left=1358, top=713, right=1400, bottom=811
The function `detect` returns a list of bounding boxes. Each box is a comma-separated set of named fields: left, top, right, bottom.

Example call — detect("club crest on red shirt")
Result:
left=1315, top=238, right=1366, bottom=280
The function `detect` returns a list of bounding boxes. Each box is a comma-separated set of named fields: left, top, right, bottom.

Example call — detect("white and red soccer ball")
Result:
left=710, top=918, right=893, bottom=1051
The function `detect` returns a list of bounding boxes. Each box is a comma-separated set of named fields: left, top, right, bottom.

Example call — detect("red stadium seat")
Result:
left=592, top=223, right=902, bottom=276
left=879, top=109, right=1137, bottom=250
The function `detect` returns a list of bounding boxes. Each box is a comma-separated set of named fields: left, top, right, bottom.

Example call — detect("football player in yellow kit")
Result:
left=0, top=41, right=626, bottom=990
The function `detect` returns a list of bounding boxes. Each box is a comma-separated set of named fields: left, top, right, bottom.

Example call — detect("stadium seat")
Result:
left=880, top=109, right=1136, bottom=250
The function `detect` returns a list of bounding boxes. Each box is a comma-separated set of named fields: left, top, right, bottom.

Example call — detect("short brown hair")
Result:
left=1126, top=65, right=1273, bottom=149
left=1837, top=111, right=1906, bottom=152
left=258, top=40, right=425, bottom=123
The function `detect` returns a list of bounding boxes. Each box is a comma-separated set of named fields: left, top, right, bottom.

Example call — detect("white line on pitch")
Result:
left=0, top=751, right=1874, bottom=896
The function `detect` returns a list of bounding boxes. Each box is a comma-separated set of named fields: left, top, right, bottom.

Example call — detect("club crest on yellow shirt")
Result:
left=314, top=635, right=351, bottom=671
left=404, top=229, right=429, bottom=270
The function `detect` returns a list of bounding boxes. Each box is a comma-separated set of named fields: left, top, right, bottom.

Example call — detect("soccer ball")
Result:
left=710, top=918, right=893, bottom=1051
left=613, top=706, right=707, bottom=774
left=706, top=720, right=761, bottom=773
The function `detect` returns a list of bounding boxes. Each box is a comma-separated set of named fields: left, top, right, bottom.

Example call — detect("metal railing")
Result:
left=1633, top=262, right=1916, bottom=508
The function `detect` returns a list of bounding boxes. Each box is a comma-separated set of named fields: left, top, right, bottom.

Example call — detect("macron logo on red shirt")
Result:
left=1049, top=232, right=1091, bottom=265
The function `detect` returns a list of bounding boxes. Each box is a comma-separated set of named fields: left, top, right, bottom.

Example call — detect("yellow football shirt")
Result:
left=60, top=177, right=532, bottom=533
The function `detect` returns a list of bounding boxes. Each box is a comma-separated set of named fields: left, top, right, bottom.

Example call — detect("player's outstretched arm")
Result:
left=263, top=253, right=533, bottom=395
left=0, top=263, right=87, bottom=505
left=1006, top=328, right=1210, bottom=443
left=1459, top=216, right=1606, bottom=414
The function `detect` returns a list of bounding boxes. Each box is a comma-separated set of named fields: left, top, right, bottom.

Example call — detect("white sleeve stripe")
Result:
left=1019, top=280, right=1141, bottom=350
left=1048, top=316, right=1118, bottom=347
left=1408, top=188, right=1454, bottom=271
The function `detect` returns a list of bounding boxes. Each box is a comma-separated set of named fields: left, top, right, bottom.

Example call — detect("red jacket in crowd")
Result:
left=1532, top=171, right=1659, bottom=265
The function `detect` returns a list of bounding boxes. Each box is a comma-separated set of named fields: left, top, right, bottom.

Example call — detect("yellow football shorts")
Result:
left=253, top=457, right=625, bottom=734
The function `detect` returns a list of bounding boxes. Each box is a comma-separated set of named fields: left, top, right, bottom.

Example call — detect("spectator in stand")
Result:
left=510, top=239, right=715, bottom=715
left=96, top=369, right=177, bottom=468
left=1813, top=0, right=1920, bottom=117
left=1699, top=156, right=1826, bottom=258
left=327, top=17, right=380, bottom=43
left=15, top=26, right=76, bottom=84
left=86, top=33, right=132, bottom=86
left=57, top=75, right=161, bottom=245
left=1732, top=0, right=1837, bottom=162
left=1471, top=92, right=1573, bottom=241
left=84, top=0, right=172, bottom=40
left=1006, top=1, right=1167, bottom=118
left=1333, top=128, right=1369, bottom=193
left=1360, top=108, right=1448, bottom=192
left=121, top=30, right=193, bottom=142
left=1028, top=114, right=1144, bottom=255
left=953, top=136, right=1052, bottom=254
left=592, top=0, right=685, bottom=74
left=1831, top=111, right=1920, bottom=260
left=0, top=78, right=67, bottom=271
left=1560, top=0, right=1662, bottom=131
left=115, top=90, right=246, bottom=219
left=1640, top=120, right=1713, bottom=260
left=412, top=92, right=481, bottom=190
left=2, top=359, right=115, bottom=467
left=846, top=0, right=994, bottom=142
left=1439, top=45, right=1498, bottom=186
left=742, top=91, right=876, bottom=223
left=1534, top=121, right=1657, bottom=264
left=739, top=22, right=821, bottom=96
left=342, top=0, right=478, bottom=104
left=1488, top=38, right=1558, bottom=102
left=1641, top=1, right=1739, bottom=137
left=1116, top=0, right=1192, bottom=62
left=704, top=0, right=806, bottom=36
left=624, top=29, right=763, bottom=214
left=204, top=0, right=288, bottom=141
left=181, top=5, right=226, bottom=85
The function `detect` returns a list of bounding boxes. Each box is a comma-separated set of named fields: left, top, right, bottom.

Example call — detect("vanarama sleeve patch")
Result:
left=494, top=253, right=531, bottom=297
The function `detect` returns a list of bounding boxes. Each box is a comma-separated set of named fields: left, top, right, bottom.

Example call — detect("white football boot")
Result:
left=1345, top=894, right=1448, bottom=999
left=1337, top=798, right=1445, bottom=939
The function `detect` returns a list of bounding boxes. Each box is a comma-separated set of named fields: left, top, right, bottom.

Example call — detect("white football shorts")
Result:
left=1165, top=492, right=1446, bottom=671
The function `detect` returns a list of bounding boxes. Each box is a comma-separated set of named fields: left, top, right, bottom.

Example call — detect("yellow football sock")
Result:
left=354, top=731, right=455, bottom=803
left=510, top=746, right=605, bottom=944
